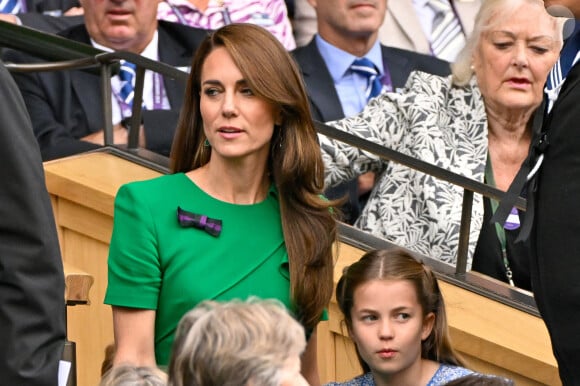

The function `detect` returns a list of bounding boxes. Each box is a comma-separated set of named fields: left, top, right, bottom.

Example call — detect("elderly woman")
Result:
left=319, top=0, right=562, bottom=290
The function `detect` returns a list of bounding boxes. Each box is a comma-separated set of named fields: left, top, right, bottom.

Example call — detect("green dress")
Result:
left=104, top=173, right=291, bottom=365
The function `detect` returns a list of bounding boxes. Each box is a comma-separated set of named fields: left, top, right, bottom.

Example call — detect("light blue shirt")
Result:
left=315, top=35, right=385, bottom=117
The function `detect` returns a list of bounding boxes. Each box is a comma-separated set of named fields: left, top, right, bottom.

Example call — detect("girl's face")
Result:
left=200, top=47, right=280, bottom=165
left=348, top=279, right=435, bottom=382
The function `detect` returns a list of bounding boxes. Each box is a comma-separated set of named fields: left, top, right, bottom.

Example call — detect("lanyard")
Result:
left=380, top=55, right=394, bottom=92
left=485, top=153, right=515, bottom=286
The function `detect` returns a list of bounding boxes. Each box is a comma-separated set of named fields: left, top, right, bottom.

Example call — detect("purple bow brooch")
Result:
left=177, top=206, right=222, bottom=237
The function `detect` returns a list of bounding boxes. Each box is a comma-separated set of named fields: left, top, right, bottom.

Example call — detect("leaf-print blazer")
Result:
left=320, top=71, right=488, bottom=269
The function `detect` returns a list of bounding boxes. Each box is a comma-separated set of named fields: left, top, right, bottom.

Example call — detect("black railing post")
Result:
left=455, top=189, right=473, bottom=274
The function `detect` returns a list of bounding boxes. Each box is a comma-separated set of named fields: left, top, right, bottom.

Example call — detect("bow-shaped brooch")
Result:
left=177, top=206, right=222, bottom=237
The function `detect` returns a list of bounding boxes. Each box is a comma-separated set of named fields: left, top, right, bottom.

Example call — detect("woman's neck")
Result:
left=188, top=159, right=270, bottom=205
left=486, top=107, right=533, bottom=191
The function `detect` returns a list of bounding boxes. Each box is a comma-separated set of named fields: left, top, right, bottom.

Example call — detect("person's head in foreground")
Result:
left=167, top=298, right=308, bottom=386
left=100, top=364, right=167, bottom=386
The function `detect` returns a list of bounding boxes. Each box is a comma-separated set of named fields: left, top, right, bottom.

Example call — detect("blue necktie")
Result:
left=351, top=57, right=383, bottom=101
left=118, top=61, right=137, bottom=108
left=0, top=0, right=21, bottom=14
left=545, top=21, right=580, bottom=113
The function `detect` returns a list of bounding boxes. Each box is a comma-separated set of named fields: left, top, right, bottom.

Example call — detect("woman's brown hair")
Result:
left=336, top=248, right=466, bottom=373
left=170, top=23, right=337, bottom=331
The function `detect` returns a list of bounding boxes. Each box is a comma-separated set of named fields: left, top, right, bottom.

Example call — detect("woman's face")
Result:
left=200, top=47, right=280, bottom=164
left=472, top=3, right=560, bottom=113
left=348, top=279, right=435, bottom=383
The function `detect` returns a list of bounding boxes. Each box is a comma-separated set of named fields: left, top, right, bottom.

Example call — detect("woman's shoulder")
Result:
left=324, top=373, right=375, bottom=386
left=115, top=173, right=193, bottom=208
left=427, top=364, right=474, bottom=385
left=404, top=70, right=454, bottom=92
left=119, top=173, right=187, bottom=194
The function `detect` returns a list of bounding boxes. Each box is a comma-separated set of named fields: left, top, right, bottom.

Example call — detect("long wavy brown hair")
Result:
left=170, top=23, right=337, bottom=331
left=336, top=248, right=466, bottom=373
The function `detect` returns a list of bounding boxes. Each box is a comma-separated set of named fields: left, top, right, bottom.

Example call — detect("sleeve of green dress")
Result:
left=104, top=183, right=162, bottom=309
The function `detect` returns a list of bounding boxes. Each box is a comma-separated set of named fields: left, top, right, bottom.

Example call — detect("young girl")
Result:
left=326, top=248, right=474, bottom=386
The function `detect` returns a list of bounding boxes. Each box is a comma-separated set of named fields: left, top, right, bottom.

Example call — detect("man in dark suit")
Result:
left=528, top=3, right=580, bottom=384
left=0, top=59, right=66, bottom=386
left=0, top=0, right=82, bottom=31
left=4, top=0, right=208, bottom=161
left=292, top=0, right=450, bottom=223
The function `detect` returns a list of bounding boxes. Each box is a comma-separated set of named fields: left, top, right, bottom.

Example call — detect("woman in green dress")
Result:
left=104, top=23, right=337, bottom=385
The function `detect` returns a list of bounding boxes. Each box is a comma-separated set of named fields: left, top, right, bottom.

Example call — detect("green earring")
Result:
left=204, top=139, right=211, bottom=147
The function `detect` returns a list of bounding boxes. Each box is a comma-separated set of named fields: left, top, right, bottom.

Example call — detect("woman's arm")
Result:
left=318, top=89, right=411, bottom=189
left=301, top=329, right=320, bottom=386
left=112, top=307, right=157, bottom=367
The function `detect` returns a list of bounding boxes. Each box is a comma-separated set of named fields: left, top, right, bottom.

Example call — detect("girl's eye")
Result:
left=361, top=314, right=378, bottom=322
left=395, top=313, right=410, bottom=321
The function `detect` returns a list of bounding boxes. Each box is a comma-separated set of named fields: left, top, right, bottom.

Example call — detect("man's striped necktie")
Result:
left=0, top=0, right=21, bottom=14
left=427, top=0, right=465, bottom=61
left=118, top=61, right=137, bottom=108
left=350, top=57, right=383, bottom=102
left=545, top=22, right=580, bottom=113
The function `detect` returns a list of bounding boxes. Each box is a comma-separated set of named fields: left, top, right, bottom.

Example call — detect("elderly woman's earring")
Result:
left=204, top=139, right=211, bottom=147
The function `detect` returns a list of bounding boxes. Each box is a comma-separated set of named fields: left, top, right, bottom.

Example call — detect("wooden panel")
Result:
left=63, top=228, right=113, bottom=386
left=44, top=152, right=160, bottom=216
left=64, top=262, right=93, bottom=305
left=58, top=198, right=113, bottom=244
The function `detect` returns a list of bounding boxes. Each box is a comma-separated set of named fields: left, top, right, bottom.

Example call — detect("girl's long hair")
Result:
left=336, top=248, right=466, bottom=373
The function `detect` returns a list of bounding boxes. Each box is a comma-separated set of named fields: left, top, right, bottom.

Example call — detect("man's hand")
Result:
left=81, top=123, right=146, bottom=147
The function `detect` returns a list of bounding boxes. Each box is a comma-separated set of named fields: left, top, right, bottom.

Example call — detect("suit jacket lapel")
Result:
left=452, top=0, right=481, bottom=37
left=552, top=62, right=580, bottom=112
left=388, top=1, right=431, bottom=55
left=295, top=39, right=345, bottom=122
left=63, top=25, right=105, bottom=130
left=157, top=23, right=192, bottom=108
left=381, top=46, right=412, bottom=89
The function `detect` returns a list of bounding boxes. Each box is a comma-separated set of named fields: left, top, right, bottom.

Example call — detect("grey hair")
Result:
left=99, top=365, right=167, bottom=386
left=452, top=0, right=563, bottom=86
left=167, top=298, right=306, bottom=386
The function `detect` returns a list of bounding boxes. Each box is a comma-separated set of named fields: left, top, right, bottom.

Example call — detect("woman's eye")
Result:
left=203, top=88, right=220, bottom=97
left=531, top=46, right=549, bottom=54
left=493, top=42, right=512, bottom=50
left=240, top=87, right=255, bottom=96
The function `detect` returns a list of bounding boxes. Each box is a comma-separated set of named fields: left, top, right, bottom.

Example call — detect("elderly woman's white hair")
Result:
left=452, top=0, right=564, bottom=85
left=167, top=298, right=306, bottom=386
left=99, top=365, right=167, bottom=386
